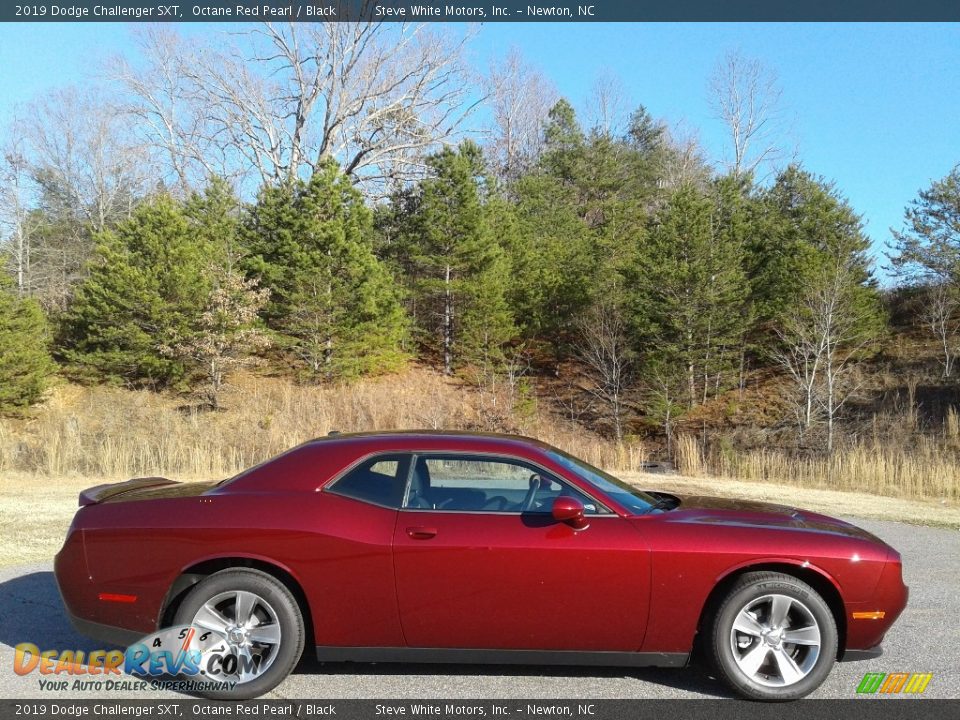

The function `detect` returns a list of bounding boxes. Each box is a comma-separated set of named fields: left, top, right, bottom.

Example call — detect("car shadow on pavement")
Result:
left=0, top=571, right=732, bottom=699
left=299, top=658, right=734, bottom=698
left=0, top=571, right=108, bottom=653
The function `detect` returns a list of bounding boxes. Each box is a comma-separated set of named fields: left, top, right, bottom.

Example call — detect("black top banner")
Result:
left=4, top=0, right=960, bottom=22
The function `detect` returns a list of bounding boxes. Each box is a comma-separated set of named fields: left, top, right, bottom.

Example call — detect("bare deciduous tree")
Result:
left=659, top=121, right=712, bottom=190
left=574, top=296, right=634, bottom=443
left=641, top=363, right=686, bottom=459
left=774, top=257, right=878, bottom=453
left=774, top=311, right=825, bottom=444
left=25, top=87, right=152, bottom=233
left=923, top=282, right=960, bottom=377
left=118, top=22, right=478, bottom=194
left=1, top=88, right=153, bottom=309
left=709, top=49, right=785, bottom=179
left=584, top=69, right=629, bottom=138
left=472, top=343, right=535, bottom=432
left=483, top=47, right=558, bottom=182
left=114, top=27, right=228, bottom=193
left=0, top=142, right=37, bottom=296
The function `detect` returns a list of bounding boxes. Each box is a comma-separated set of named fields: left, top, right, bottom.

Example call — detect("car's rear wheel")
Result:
left=708, top=571, right=838, bottom=701
left=173, top=568, right=304, bottom=700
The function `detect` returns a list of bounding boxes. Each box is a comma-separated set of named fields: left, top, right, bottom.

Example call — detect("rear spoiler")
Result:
left=78, top=477, right=179, bottom=506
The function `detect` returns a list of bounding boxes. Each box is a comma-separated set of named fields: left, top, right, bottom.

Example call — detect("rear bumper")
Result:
left=55, top=527, right=160, bottom=636
left=57, top=549, right=144, bottom=648
left=67, top=611, right=143, bottom=648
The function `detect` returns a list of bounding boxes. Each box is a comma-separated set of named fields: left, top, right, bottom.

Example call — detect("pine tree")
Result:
left=146, top=178, right=275, bottom=407
left=507, top=99, right=659, bottom=350
left=751, top=165, right=875, bottom=326
left=630, top=184, right=751, bottom=408
left=243, top=162, right=408, bottom=380
left=713, top=173, right=759, bottom=393
left=536, top=100, right=657, bottom=294
left=185, top=177, right=243, bottom=268
left=392, top=141, right=515, bottom=374
left=0, top=273, right=56, bottom=412
left=888, top=166, right=960, bottom=378
left=540, top=99, right=585, bottom=184
left=889, top=164, right=960, bottom=283
left=60, top=195, right=209, bottom=386
left=507, top=173, right=594, bottom=340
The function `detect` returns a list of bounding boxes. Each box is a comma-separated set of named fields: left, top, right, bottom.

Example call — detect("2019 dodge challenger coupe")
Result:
left=55, top=431, right=908, bottom=701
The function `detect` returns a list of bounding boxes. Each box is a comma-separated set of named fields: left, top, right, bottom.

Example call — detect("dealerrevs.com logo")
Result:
left=14, top=626, right=240, bottom=693
left=856, top=672, right=933, bottom=695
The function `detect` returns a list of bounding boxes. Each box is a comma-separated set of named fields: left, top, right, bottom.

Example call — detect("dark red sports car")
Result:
left=55, top=431, right=907, bottom=701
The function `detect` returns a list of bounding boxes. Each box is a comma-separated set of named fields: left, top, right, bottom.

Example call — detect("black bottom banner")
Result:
left=4, top=700, right=957, bottom=720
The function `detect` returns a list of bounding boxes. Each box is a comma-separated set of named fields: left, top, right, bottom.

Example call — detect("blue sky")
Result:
left=1, top=22, right=958, bottom=281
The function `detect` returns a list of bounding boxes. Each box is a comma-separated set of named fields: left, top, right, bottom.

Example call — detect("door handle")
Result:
left=406, top=526, right=438, bottom=540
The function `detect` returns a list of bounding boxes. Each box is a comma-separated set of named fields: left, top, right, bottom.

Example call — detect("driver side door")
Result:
left=391, top=453, right=651, bottom=651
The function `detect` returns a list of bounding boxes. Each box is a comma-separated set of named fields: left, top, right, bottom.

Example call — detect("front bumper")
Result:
left=840, top=644, right=884, bottom=661
left=845, top=553, right=909, bottom=651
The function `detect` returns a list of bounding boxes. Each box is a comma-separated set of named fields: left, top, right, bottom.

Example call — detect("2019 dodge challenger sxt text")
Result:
left=55, top=431, right=908, bottom=701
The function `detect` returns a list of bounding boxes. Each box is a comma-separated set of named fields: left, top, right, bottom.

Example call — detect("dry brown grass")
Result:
left=674, top=434, right=705, bottom=477
left=0, top=369, right=646, bottom=481
left=695, top=436, right=960, bottom=503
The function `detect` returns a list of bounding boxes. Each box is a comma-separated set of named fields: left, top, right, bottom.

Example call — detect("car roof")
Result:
left=300, top=430, right=567, bottom=458
left=307, top=429, right=558, bottom=448
left=219, top=430, right=570, bottom=494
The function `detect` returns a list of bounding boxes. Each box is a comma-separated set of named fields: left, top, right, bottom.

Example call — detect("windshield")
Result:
left=546, top=450, right=659, bottom=514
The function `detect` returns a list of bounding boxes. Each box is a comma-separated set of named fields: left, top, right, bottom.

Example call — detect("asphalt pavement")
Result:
left=1, top=517, right=956, bottom=700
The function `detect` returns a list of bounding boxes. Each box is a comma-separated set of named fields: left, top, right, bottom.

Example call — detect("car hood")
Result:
left=651, top=492, right=884, bottom=543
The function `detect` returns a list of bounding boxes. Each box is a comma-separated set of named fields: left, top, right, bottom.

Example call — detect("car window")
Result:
left=404, top=455, right=605, bottom=514
left=545, top=450, right=658, bottom=514
left=327, top=454, right=410, bottom=508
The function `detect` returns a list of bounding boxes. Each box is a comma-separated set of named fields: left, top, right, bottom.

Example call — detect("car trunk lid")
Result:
left=78, top=477, right=217, bottom=506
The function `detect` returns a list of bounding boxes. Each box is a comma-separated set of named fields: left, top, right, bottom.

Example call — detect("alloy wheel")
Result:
left=190, top=589, right=283, bottom=684
left=728, top=593, right=822, bottom=687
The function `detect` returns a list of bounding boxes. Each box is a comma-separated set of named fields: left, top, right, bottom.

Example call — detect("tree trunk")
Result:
left=738, top=346, right=747, bottom=402
left=941, top=329, right=953, bottom=377
left=612, top=392, right=623, bottom=443
left=15, top=227, right=25, bottom=296
left=825, top=348, right=836, bottom=456
left=443, top=264, right=453, bottom=376
left=209, top=358, right=221, bottom=410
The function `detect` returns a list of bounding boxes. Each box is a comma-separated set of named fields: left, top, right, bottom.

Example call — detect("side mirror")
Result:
left=551, top=496, right=589, bottom=530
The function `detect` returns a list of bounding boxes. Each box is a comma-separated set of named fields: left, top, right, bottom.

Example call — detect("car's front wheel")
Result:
left=173, top=568, right=305, bottom=700
left=708, top=571, right=838, bottom=701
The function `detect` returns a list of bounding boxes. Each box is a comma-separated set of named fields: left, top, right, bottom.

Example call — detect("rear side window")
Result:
left=326, top=454, right=410, bottom=508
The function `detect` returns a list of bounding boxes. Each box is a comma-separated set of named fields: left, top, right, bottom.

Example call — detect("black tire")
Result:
left=707, top=571, right=838, bottom=701
left=173, top=568, right=305, bottom=700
